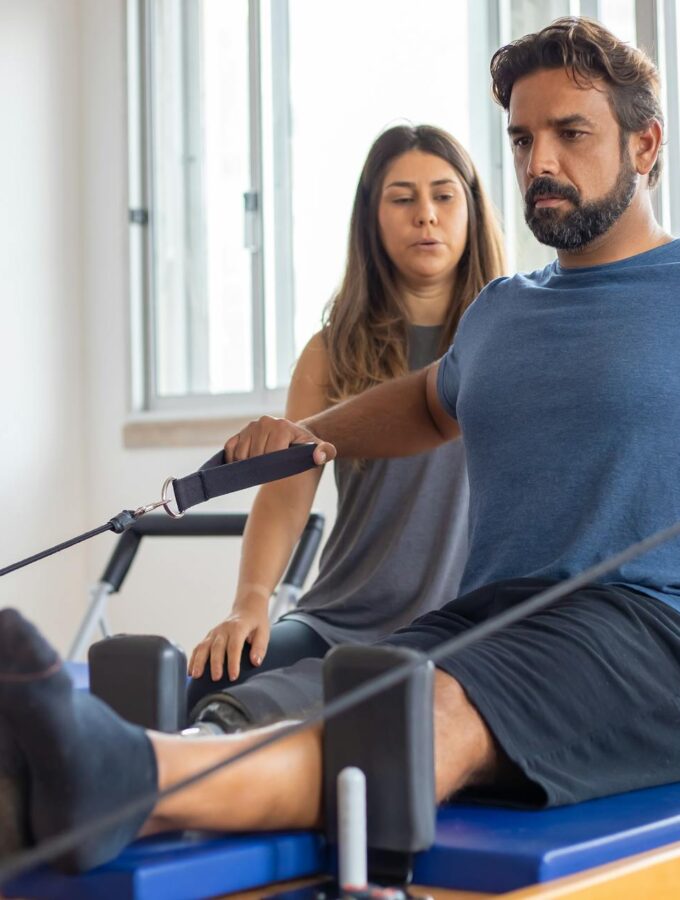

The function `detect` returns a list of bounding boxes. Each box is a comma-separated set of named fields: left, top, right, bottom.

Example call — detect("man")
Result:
left=1, top=16, right=679, bottom=874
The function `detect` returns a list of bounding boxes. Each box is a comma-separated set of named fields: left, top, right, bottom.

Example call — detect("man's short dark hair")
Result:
left=490, top=17, right=664, bottom=187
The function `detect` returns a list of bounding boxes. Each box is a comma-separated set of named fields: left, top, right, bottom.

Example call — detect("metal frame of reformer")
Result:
left=67, top=511, right=325, bottom=660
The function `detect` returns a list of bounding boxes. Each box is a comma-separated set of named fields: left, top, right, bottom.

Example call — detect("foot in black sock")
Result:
left=0, top=717, right=31, bottom=858
left=0, top=608, right=158, bottom=873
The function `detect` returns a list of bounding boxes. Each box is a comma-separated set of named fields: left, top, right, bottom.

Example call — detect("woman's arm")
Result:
left=188, top=333, right=331, bottom=682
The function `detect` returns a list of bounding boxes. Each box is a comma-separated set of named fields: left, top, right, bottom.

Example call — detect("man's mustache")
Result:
left=525, top=178, right=580, bottom=208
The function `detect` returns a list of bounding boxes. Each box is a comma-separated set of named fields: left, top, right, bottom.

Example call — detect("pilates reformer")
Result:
left=67, top=510, right=325, bottom=661
left=9, top=648, right=680, bottom=900
left=3, top=446, right=680, bottom=899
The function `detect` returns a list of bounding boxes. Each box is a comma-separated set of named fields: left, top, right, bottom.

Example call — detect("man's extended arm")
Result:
left=224, top=361, right=460, bottom=465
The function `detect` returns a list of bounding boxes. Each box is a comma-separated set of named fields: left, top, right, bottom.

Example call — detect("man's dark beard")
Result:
left=524, top=156, right=638, bottom=251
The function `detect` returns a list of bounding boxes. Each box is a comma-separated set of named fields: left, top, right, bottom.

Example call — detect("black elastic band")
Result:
left=0, top=522, right=120, bottom=579
left=172, top=443, right=317, bottom=514
left=0, top=510, right=141, bottom=578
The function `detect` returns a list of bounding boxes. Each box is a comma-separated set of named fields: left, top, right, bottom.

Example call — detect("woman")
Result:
left=187, top=124, right=505, bottom=721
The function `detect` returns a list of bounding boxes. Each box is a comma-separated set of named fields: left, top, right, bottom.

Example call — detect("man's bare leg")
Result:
left=143, top=670, right=500, bottom=835
left=0, top=605, right=501, bottom=871
left=432, top=670, right=501, bottom=798
left=144, top=722, right=324, bottom=833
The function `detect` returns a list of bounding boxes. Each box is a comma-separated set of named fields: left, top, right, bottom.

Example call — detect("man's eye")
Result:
left=562, top=130, right=585, bottom=140
left=512, top=136, right=531, bottom=148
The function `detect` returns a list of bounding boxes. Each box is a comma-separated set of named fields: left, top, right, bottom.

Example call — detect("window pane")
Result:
left=508, top=0, right=571, bottom=274
left=287, top=0, right=470, bottom=357
left=599, top=0, right=636, bottom=43
left=149, top=0, right=252, bottom=399
left=202, top=0, right=253, bottom=394
left=666, top=0, right=680, bottom=235
left=511, top=0, right=567, bottom=38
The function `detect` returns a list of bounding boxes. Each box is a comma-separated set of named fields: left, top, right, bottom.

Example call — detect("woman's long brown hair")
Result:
left=323, top=124, right=506, bottom=403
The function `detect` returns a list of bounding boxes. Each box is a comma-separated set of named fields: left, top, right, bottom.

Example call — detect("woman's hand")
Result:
left=224, top=416, right=335, bottom=466
left=188, top=598, right=271, bottom=683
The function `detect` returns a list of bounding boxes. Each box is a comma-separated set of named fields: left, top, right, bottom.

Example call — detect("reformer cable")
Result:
left=1, top=516, right=680, bottom=886
left=0, top=509, right=143, bottom=578
left=0, top=444, right=317, bottom=579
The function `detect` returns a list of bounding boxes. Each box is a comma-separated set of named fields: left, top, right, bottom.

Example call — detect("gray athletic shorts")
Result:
left=383, top=578, right=680, bottom=807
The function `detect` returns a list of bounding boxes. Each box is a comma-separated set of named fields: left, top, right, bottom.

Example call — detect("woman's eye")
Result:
left=392, top=197, right=413, bottom=204
left=436, top=193, right=454, bottom=202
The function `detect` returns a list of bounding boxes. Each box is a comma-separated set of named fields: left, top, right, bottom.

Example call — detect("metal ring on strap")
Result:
left=161, top=476, right=184, bottom=519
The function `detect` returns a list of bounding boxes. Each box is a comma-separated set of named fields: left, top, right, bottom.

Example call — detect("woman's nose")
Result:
left=415, top=203, right=437, bottom=226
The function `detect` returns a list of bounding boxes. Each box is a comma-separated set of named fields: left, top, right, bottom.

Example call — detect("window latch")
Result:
left=243, top=190, right=259, bottom=251
left=129, top=208, right=149, bottom=226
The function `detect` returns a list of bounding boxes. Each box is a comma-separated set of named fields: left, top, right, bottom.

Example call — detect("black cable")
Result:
left=1, top=516, right=679, bottom=886
left=0, top=524, right=114, bottom=578
left=0, top=510, right=137, bottom=579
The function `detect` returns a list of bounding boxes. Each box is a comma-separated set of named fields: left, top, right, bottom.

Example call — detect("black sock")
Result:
left=0, top=608, right=158, bottom=872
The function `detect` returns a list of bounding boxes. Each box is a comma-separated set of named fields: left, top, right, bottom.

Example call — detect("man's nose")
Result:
left=526, top=136, right=559, bottom=179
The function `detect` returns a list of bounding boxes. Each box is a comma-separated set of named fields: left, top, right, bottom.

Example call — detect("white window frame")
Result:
left=651, top=0, right=680, bottom=232
left=127, top=0, right=291, bottom=417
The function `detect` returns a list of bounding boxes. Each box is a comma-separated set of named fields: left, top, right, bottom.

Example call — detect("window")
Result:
left=285, top=0, right=473, bottom=356
left=656, top=0, right=680, bottom=233
left=128, top=0, right=477, bottom=414
left=129, top=0, right=258, bottom=413
left=129, top=0, right=680, bottom=416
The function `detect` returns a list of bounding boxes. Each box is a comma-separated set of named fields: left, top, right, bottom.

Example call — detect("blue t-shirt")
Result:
left=437, top=239, right=680, bottom=610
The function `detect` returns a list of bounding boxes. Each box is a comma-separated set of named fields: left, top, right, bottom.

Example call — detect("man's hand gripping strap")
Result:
left=172, top=443, right=317, bottom=514
left=323, top=645, right=436, bottom=858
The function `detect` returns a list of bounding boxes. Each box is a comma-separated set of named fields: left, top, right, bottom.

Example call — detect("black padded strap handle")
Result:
left=171, top=443, right=318, bottom=514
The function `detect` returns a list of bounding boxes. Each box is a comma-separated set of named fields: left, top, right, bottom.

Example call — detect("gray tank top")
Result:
left=283, top=324, right=469, bottom=645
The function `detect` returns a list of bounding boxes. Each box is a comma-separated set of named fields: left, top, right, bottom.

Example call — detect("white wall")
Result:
left=0, top=0, right=88, bottom=641
left=0, top=0, right=336, bottom=658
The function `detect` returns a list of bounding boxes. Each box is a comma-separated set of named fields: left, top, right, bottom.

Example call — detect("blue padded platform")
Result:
left=7, top=783, right=680, bottom=898
left=16, top=664, right=674, bottom=895
left=5, top=832, right=327, bottom=900
left=414, top=783, right=680, bottom=892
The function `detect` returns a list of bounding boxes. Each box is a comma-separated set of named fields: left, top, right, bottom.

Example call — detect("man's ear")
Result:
left=633, top=119, right=663, bottom=177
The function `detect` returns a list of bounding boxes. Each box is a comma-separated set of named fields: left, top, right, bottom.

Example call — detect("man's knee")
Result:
left=433, top=669, right=501, bottom=800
